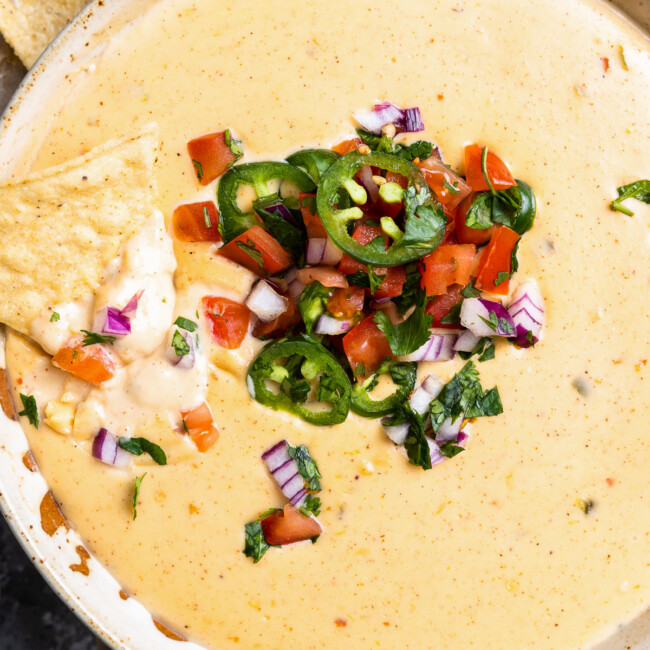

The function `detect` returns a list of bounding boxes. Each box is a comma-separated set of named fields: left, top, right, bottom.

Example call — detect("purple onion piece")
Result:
left=356, top=165, right=379, bottom=203
left=381, top=419, right=410, bottom=445
left=454, top=329, right=482, bottom=352
left=508, top=281, right=545, bottom=348
left=306, top=238, right=327, bottom=265
left=354, top=102, right=425, bottom=135
left=94, top=306, right=131, bottom=336
left=322, top=238, right=343, bottom=265
left=435, top=414, right=464, bottom=443
left=427, top=438, right=446, bottom=467
left=262, top=439, right=308, bottom=505
left=399, top=330, right=459, bottom=362
left=120, top=290, right=144, bottom=318
left=265, top=202, right=299, bottom=227
left=314, top=314, right=353, bottom=336
left=461, top=298, right=515, bottom=338
left=421, top=374, right=443, bottom=398
left=261, top=440, right=291, bottom=470
left=401, top=107, right=424, bottom=133
left=92, top=428, right=131, bottom=468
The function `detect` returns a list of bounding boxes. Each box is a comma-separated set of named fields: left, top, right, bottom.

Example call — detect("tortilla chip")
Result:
left=0, top=0, right=89, bottom=68
left=0, top=123, right=159, bottom=336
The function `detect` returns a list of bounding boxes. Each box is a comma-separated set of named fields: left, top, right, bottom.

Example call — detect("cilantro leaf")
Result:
left=118, top=437, right=167, bottom=465
left=224, top=128, right=244, bottom=167
left=18, top=393, right=39, bottom=428
left=440, top=301, right=463, bottom=325
left=373, top=291, right=433, bottom=356
left=192, top=159, right=204, bottom=182
left=610, top=179, right=650, bottom=216
left=367, top=267, right=386, bottom=295
left=171, top=330, right=191, bottom=357
left=457, top=337, right=495, bottom=363
left=439, top=441, right=465, bottom=458
left=300, top=494, right=322, bottom=517
left=243, top=521, right=270, bottom=563
left=461, top=279, right=481, bottom=298
left=429, top=361, right=502, bottom=434
left=235, top=239, right=265, bottom=270
left=494, top=271, right=510, bottom=286
left=80, top=330, right=116, bottom=347
left=401, top=185, right=446, bottom=249
left=392, top=263, right=420, bottom=313
left=132, top=473, right=146, bottom=520
left=510, top=239, right=520, bottom=274
left=254, top=195, right=305, bottom=259
left=318, top=374, right=344, bottom=403
left=465, top=186, right=523, bottom=230
left=384, top=402, right=431, bottom=470
left=288, top=443, right=322, bottom=491
left=396, top=140, right=435, bottom=161
left=174, top=316, right=198, bottom=332
left=49, top=312, right=60, bottom=322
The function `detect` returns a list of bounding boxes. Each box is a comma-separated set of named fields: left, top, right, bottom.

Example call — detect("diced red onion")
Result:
left=371, top=296, right=393, bottom=307
left=265, top=201, right=299, bottom=227
left=356, top=165, right=379, bottom=203
left=306, top=238, right=327, bottom=265
left=435, top=415, right=464, bottom=443
left=322, top=237, right=343, bottom=265
left=399, top=329, right=459, bottom=362
left=92, top=428, right=131, bottom=468
left=454, top=329, right=482, bottom=352
left=288, top=279, right=306, bottom=299
left=314, top=314, right=354, bottom=335
left=120, top=290, right=144, bottom=318
left=94, top=306, right=131, bottom=336
left=381, top=419, right=410, bottom=445
left=409, top=386, right=435, bottom=415
left=508, top=281, right=545, bottom=348
left=245, top=280, right=289, bottom=323
left=284, top=267, right=297, bottom=285
left=166, top=328, right=196, bottom=369
left=354, top=102, right=425, bottom=135
left=457, top=431, right=469, bottom=446
left=460, top=298, right=515, bottom=338
left=427, top=439, right=446, bottom=467
left=261, top=440, right=306, bottom=507
left=421, top=374, right=443, bottom=398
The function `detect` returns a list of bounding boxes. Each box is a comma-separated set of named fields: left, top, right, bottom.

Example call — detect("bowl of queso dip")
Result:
left=0, top=1, right=648, bottom=648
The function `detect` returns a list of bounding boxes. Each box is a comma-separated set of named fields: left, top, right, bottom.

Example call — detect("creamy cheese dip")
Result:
left=4, top=0, right=650, bottom=648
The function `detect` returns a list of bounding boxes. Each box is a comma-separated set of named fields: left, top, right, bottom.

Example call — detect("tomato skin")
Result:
left=202, top=296, right=251, bottom=349
left=419, top=244, right=476, bottom=296
left=474, top=225, right=520, bottom=295
left=298, top=193, right=327, bottom=238
left=464, top=144, right=516, bottom=192
left=425, top=284, right=464, bottom=328
left=52, top=338, right=115, bottom=385
left=218, top=226, right=292, bottom=276
left=253, top=298, right=301, bottom=338
left=373, top=265, right=406, bottom=299
left=260, top=505, right=322, bottom=545
left=332, top=138, right=362, bottom=155
left=187, top=131, right=240, bottom=185
left=416, top=156, right=472, bottom=211
left=326, top=286, right=365, bottom=319
left=295, top=266, right=348, bottom=288
left=342, top=313, right=392, bottom=377
left=172, top=201, right=221, bottom=242
left=454, top=193, right=497, bottom=245
left=181, top=402, right=219, bottom=452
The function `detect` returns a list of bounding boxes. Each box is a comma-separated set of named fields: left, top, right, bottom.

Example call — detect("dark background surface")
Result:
left=0, top=32, right=98, bottom=650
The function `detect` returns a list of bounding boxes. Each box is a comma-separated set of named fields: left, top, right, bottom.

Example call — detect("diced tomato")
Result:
left=52, top=338, right=115, bottom=385
left=385, top=171, right=409, bottom=189
left=260, top=504, right=322, bottom=546
left=295, top=266, right=348, bottom=288
left=218, top=226, right=292, bottom=276
left=253, top=298, right=302, bottom=338
left=298, top=193, right=327, bottom=238
left=342, top=313, right=392, bottom=378
left=172, top=201, right=221, bottom=242
left=454, top=192, right=496, bottom=245
left=326, top=286, right=365, bottom=319
left=337, top=253, right=364, bottom=276
left=181, top=402, right=219, bottom=453
left=202, top=296, right=251, bottom=349
left=416, top=156, right=472, bottom=211
left=332, top=138, right=362, bottom=155
left=425, top=284, right=464, bottom=327
left=464, top=144, right=516, bottom=192
left=187, top=131, right=241, bottom=185
left=373, top=265, right=406, bottom=299
left=352, top=224, right=386, bottom=247
left=474, top=225, right=520, bottom=295
left=419, top=244, right=476, bottom=296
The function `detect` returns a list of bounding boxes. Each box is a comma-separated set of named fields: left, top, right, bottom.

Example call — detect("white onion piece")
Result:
left=288, top=279, right=306, bottom=299
left=382, top=420, right=410, bottom=445
left=322, top=237, right=343, bottom=265
left=427, top=438, right=446, bottom=467
left=508, top=281, right=545, bottom=348
left=421, top=374, right=443, bottom=398
left=245, top=280, right=289, bottom=323
left=460, top=298, right=515, bottom=338
left=314, top=314, right=354, bottom=335
left=454, top=329, right=482, bottom=352
left=261, top=440, right=307, bottom=507
left=354, top=103, right=403, bottom=134
left=409, top=386, right=435, bottom=416
left=435, top=415, right=464, bottom=443
left=399, top=329, right=459, bottom=362
left=92, top=428, right=131, bottom=468
left=357, top=165, right=380, bottom=203
left=306, top=238, right=327, bottom=265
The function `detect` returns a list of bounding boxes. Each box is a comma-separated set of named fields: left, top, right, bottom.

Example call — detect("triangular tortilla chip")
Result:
left=0, top=123, right=159, bottom=336
left=0, top=0, right=89, bottom=68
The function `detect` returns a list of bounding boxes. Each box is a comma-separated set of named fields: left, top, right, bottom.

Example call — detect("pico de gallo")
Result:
left=175, top=102, right=546, bottom=493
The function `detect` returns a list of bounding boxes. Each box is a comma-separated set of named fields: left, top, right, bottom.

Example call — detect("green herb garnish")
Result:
left=118, top=437, right=167, bottom=465
left=235, top=239, right=265, bottom=270
left=174, top=316, right=198, bottom=332
left=81, top=330, right=116, bottom=347
left=300, top=494, right=322, bottom=517
left=171, top=330, right=190, bottom=357
left=192, top=159, right=204, bottom=182
left=224, top=128, right=244, bottom=167
left=374, top=291, right=433, bottom=356
left=203, top=206, right=211, bottom=228
left=49, top=312, right=60, bottom=322
left=132, top=473, right=146, bottom=520
left=18, top=393, right=39, bottom=428
left=494, top=271, right=510, bottom=286
left=610, top=179, right=650, bottom=216
left=288, top=443, right=322, bottom=492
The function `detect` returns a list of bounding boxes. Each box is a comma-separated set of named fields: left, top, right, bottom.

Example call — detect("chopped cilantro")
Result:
left=174, top=316, right=198, bottom=332
left=300, top=494, right=322, bottom=517
left=461, top=279, right=481, bottom=298
left=439, top=441, right=465, bottom=458
left=577, top=498, right=594, bottom=515
left=288, top=443, right=322, bottom=491
left=297, top=281, right=331, bottom=334
left=224, top=128, right=244, bottom=167
left=49, top=312, right=60, bottom=323
left=171, top=330, right=190, bottom=357
left=494, top=271, right=510, bottom=286
left=525, top=330, right=535, bottom=347
left=383, top=402, right=431, bottom=470
left=192, top=159, right=204, bottom=182
left=118, top=437, right=167, bottom=465
left=235, top=239, right=264, bottom=270
left=243, top=507, right=282, bottom=563
left=202, top=206, right=211, bottom=228
left=443, top=178, right=460, bottom=194
left=610, top=179, right=650, bottom=216
left=374, top=291, right=433, bottom=356
left=132, top=473, right=146, bottom=520
left=80, top=330, right=116, bottom=347
left=480, top=146, right=496, bottom=194
left=18, top=393, right=39, bottom=428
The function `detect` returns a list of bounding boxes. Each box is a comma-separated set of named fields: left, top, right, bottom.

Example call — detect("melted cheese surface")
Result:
left=5, top=0, right=650, bottom=648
